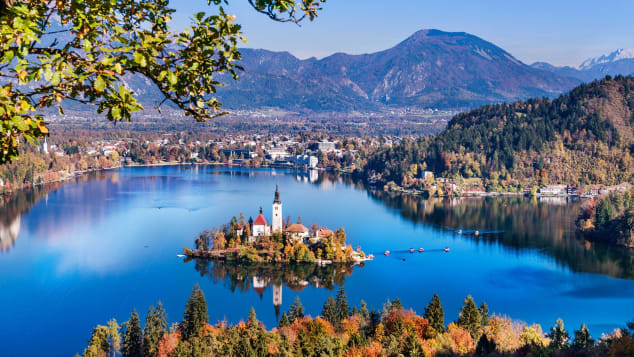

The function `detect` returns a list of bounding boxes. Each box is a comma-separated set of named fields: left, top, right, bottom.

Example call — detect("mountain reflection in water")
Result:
left=364, top=189, right=634, bottom=280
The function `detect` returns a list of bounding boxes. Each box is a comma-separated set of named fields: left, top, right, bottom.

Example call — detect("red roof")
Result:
left=253, top=213, right=268, bottom=226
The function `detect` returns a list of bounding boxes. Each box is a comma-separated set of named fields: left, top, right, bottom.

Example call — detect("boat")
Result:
left=444, top=247, right=450, bottom=252
left=457, top=229, right=462, bottom=234
left=176, top=254, right=186, bottom=258
left=409, top=248, right=415, bottom=253
left=384, top=250, right=390, bottom=256
left=418, top=248, right=424, bottom=252
left=474, top=230, right=480, bottom=236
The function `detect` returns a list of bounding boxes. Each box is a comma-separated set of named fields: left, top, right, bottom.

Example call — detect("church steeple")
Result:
left=273, top=184, right=281, bottom=204
left=272, top=185, right=283, bottom=233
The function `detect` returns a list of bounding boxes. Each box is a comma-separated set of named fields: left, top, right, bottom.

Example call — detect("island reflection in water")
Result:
left=185, top=257, right=360, bottom=318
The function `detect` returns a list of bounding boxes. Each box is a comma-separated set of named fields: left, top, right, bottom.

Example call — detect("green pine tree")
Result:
left=122, top=310, right=143, bottom=357
left=182, top=284, right=209, bottom=340
left=390, top=297, right=403, bottom=312
left=278, top=312, right=291, bottom=328
left=402, top=329, right=424, bottom=357
left=479, top=302, right=490, bottom=326
left=572, top=323, right=594, bottom=351
left=335, top=286, right=350, bottom=327
left=247, top=307, right=259, bottom=330
left=359, top=300, right=370, bottom=322
left=289, top=296, right=305, bottom=323
left=321, top=295, right=337, bottom=326
left=457, top=295, right=482, bottom=340
left=547, top=318, right=570, bottom=351
left=143, top=302, right=168, bottom=357
left=424, top=293, right=445, bottom=334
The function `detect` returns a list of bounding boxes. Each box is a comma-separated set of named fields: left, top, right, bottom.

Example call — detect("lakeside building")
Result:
left=316, top=141, right=336, bottom=152
left=538, top=185, right=567, bottom=195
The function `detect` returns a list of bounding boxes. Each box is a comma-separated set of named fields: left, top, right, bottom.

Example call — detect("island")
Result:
left=184, top=185, right=372, bottom=264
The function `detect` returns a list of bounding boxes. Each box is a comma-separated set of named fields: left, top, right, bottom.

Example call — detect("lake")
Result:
left=1, top=166, right=633, bottom=356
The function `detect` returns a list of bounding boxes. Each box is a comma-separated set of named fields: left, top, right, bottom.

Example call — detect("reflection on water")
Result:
left=186, top=258, right=359, bottom=318
left=364, top=190, right=634, bottom=280
left=0, top=183, right=62, bottom=252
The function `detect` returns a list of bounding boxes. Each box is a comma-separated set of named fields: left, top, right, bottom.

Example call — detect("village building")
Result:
left=285, top=222, right=310, bottom=243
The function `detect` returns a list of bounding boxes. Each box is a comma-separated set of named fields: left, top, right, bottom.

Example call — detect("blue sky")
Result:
left=171, top=1, right=634, bottom=67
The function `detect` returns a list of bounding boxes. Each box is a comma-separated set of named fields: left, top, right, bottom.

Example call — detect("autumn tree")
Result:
left=182, top=284, right=209, bottom=340
left=424, top=293, right=445, bottom=334
left=0, top=0, right=326, bottom=163
left=479, top=302, right=490, bottom=326
left=122, top=309, right=143, bottom=357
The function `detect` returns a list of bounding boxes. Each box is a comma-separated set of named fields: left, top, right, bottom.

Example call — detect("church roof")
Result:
left=285, top=223, right=308, bottom=233
left=253, top=213, right=268, bottom=226
left=316, top=228, right=333, bottom=237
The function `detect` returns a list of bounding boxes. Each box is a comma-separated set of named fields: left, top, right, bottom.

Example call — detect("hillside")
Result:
left=364, top=76, right=634, bottom=190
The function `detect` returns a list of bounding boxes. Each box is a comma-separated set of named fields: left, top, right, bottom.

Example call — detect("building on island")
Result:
left=272, top=185, right=283, bottom=233
left=252, top=207, right=270, bottom=238
left=285, top=222, right=310, bottom=242
left=247, top=186, right=337, bottom=247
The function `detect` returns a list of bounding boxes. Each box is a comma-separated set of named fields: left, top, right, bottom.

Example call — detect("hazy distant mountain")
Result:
left=208, top=29, right=578, bottom=111
left=531, top=49, right=634, bottom=83
left=580, top=48, right=634, bottom=70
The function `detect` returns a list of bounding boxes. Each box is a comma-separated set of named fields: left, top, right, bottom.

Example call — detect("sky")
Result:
left=170, top=1, right=634, bottom=67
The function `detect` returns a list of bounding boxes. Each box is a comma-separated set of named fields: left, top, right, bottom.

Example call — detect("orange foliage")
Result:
left=341, top=316, right=361, bottom=336
left=157, top=330, right=181, bottom=357
left=383, top=308, right=433, bottom=340
left=344, top=341, right=382, bottom=357
left=447, top=323, right=475, bottom=355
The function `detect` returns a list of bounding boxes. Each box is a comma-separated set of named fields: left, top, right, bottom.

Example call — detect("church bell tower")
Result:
left=272, top=185, right=283, bottom=233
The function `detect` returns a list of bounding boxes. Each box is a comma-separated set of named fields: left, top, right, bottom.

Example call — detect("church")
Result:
left=249, top=185, right=310, bottom=243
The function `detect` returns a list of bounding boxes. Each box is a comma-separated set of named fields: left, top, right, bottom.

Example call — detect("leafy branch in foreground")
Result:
left=0, top=0, right=325, bottom=164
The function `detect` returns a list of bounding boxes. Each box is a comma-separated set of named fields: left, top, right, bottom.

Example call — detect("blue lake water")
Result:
left=1, top=166, right=633, bottom=356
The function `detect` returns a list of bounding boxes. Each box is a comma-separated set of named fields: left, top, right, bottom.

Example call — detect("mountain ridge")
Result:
left=202, top=29, right=579, bottom=112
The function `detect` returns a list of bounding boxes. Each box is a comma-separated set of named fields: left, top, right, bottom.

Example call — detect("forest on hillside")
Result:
left=364, top=76, right=634, bottom=191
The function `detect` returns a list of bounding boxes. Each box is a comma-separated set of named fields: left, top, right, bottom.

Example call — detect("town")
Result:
left=184, top=186, right=372, bottom=264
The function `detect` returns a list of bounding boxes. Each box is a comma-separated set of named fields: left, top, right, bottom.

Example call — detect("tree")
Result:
left=402, top=329, right=424, bottom=357
left=390, top=297, right=403, bottom=312
left=122, top=309, right=143, bottom=357
left=247, top=307, right=259, bottom=330
left=479, top=302, right=490, bottom=326
left=321, top=295, right=337, bottom=326
left=83, top=325, right=110, bottom=357
left=288, top=296, right=305, bottom=322
left=182, top=284, right=209, bottom=340
left=106, top=319, right=121, bottom=357
left=572, top=323, right=594, bottom=351
left=547, top=318, right=570, bottom=351
left=424, top=293, right=445, bottom=334
left=334, top=286, right=350, bottom=329
left=278, top=312, right=290, bottom=328
left=457, top=295, right=482, bottom=340
left=143, top=302, right=168, bottom=357
left=0, top=0, right=326, bottom=164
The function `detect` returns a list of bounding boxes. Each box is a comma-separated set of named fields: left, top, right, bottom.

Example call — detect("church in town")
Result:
left=248, top=185, right=330, bottom=244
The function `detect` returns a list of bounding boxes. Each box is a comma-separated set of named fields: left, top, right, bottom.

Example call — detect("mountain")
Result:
left=209, top=29, right=579, bottom=112
left=580, top=48, right=634, bottom=70
left=531, top=49, right=634, bottom=83
left=364, top=76, right=634, bottom=189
